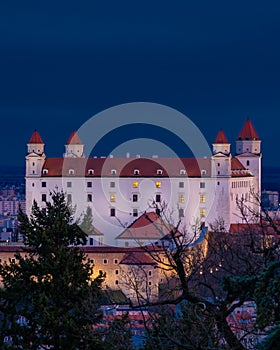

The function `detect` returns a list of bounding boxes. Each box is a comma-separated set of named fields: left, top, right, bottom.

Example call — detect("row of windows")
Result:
left=41, top=181, right=206, bottom=189
left=232, top=181, right=250, bottom=189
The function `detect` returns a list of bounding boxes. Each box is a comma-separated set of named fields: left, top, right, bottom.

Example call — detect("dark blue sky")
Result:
left=0, top=1, right=279, bottom=167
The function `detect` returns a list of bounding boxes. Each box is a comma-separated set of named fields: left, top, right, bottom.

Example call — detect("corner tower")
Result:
left=211, top=130, right=231, bottom=177
left=236, top=119, right=262, bottom=194
left=26, top=130, right=46, bottom=177
left=64, top=131, right=85, bottom=158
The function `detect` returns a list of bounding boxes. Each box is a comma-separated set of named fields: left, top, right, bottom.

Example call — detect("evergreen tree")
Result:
left=0, top=191, right=106, bottom=349
left=80, top=206, right=94, bottom=235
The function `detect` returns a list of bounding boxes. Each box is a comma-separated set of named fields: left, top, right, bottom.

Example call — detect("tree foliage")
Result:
left=0, top=191, right=106, bottom=349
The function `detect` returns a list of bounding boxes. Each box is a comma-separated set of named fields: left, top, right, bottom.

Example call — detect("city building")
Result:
left=25, top=120, right=261, bottom=246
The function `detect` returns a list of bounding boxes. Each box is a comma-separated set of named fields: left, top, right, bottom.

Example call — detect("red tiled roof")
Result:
left=237, top=119, right=259, bottom=140
left=231, top=158, right=253, bottom=177
left=42, top=157, right=212, bottom=177
left=214, top=130, right=229, bottom=144
left=231, top=158, right=246, bottom=171
left=66, top=131, right=83, bottom=145
left=116, top=211, right=180, bottom=240
left=120, top=251, right=157, bottom=265
left=28, top=130, right=44, bottom=144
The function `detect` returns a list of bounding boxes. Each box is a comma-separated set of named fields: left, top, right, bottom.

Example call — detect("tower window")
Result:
left=32, top=162, right=35, bottom=166
left=247, top=160, right=250, bottom=166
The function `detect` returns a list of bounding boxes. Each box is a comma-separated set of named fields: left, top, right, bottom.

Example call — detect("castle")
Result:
left=25, top=119, right=261, bottom=246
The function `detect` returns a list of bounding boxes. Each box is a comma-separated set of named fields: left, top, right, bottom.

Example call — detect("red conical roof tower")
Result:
left=28, top=130, right=44, bottom=144
left=238, top=119, right=259, bottom=140
left=214, top=129, right=229, bottom=144
left=66, top=131, right=83, bottom=145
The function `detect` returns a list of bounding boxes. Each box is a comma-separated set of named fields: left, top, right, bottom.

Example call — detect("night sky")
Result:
left=0, top=1, right=279, bottom=167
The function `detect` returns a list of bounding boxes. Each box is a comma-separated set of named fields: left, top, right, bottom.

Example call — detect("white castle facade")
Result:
left=25, top=120, right=261, bottom=246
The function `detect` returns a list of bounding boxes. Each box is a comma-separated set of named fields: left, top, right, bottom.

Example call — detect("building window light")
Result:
left=156, top=181, right=161, bottom=188
left=110, top=193, right=116, bottom=202
left=200, top=208, right=206, bottom=218
left=200, top=194, right=206, bottom=203
left=133, top=182, right=139, bottom=188
left=179, top=194, right=184, bottom=203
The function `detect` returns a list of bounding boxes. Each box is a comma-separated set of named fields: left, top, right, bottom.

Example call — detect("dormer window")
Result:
left=180, top=169, right=186, bottom=175
left=69, top=169, right=75, bottom=175
left=134, top=169, right=140, bottom=175
left=157, top=169, right=163, bottom=175
left=111, top=169, right=117, bottom=175
left=201, top=169, right=207, bottom=176
left=43, top=169, right=48, bottom=175
left=88, top=169, right=94, bottom=175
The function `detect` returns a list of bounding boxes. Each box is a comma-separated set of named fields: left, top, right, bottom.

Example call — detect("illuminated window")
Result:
left=156, top=182, right=161, bottom=188
left=133, top=182, right=139, bottom=188
left=200, top=194, right=206, bottom=203
left=179, top=194, right=184, bottom=203
left=200, top=209, right=206, bottom=218
left=134, top=169, right=140, bottom=175
left=110, top=193, right=116, bottom=202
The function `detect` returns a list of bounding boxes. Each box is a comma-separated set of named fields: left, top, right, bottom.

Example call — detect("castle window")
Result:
left=133, top=209, right=138, bottom=217
left=125, top=242, right=129, bottom=247
left=201, top=169, right=207, bottom=176
left=103, top=259, right=108, bottom=264
left=217, top=181, right=220, bottom=186
left=67, top=194, right=72, bottom=203
left=179, top=182, right=184, bottom=188
left=179, top=208, right=184, bottom=218
left=218, top=171, right=220, bottom=175
left=110, top=208, right=116, bottom=217
left=115, top=280, right=119, bottom=285
left=157, top=169, right=163, bottom=175
left=88, top=169, right=94, bottom=175
left=69, top=169, right=74, bottom=175
left=32, top=162, right=35, bottom=166
left=115, top=270, right=119, bottom=275
left=43, top=169, right=48, bottom=175
left=110, top=193, right=116, bottom=202
left=180, top=169, right=186, bottom=175
left=134, top=169, right=140, bottom=175
left=179, top=194, right=184, bottom=203
left=87, top=194, right=92, bottom=202
left=200, top=182, right=205, bottom=189
left=156, top=181, right=161, bottom=188
left=133, top=182, right=139, bottom=188
left=32, top=183, right=34, bottom=187
left=42, top=194, right=47, bottom=202
left=156, top=194, right=161, bottom=203
left=200, top=194, right=206, bottom=203
left=67, top=182, right=72, bottom=188
left=200, top=209, right=206, bottom=218
left=42, top=182, right=46, bottom=188
left=247, top=160, right=250, bottom=166
left=217, top=163, right=220, bottom=167
left=133, top=194, right=138, bottom=202
left=110, top=181, right=115, bottom=188
left=32, top=170, right=35, bottom=174
left=90, top=259, right=94, bottom=264
left=111, top=169, right=117, bottom=175
left=148, top=270, right=152, bottom=276
left=87, top=181, right=92, bottom=188
left=148, top=281, right=152, bottom=286
left=89, top=238, right=94, bottom=246
left=114, top=259, right=118, bottom=264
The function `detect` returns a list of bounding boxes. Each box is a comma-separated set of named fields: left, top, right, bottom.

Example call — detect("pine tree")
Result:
left=0, top=191, right=106, bottom=349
